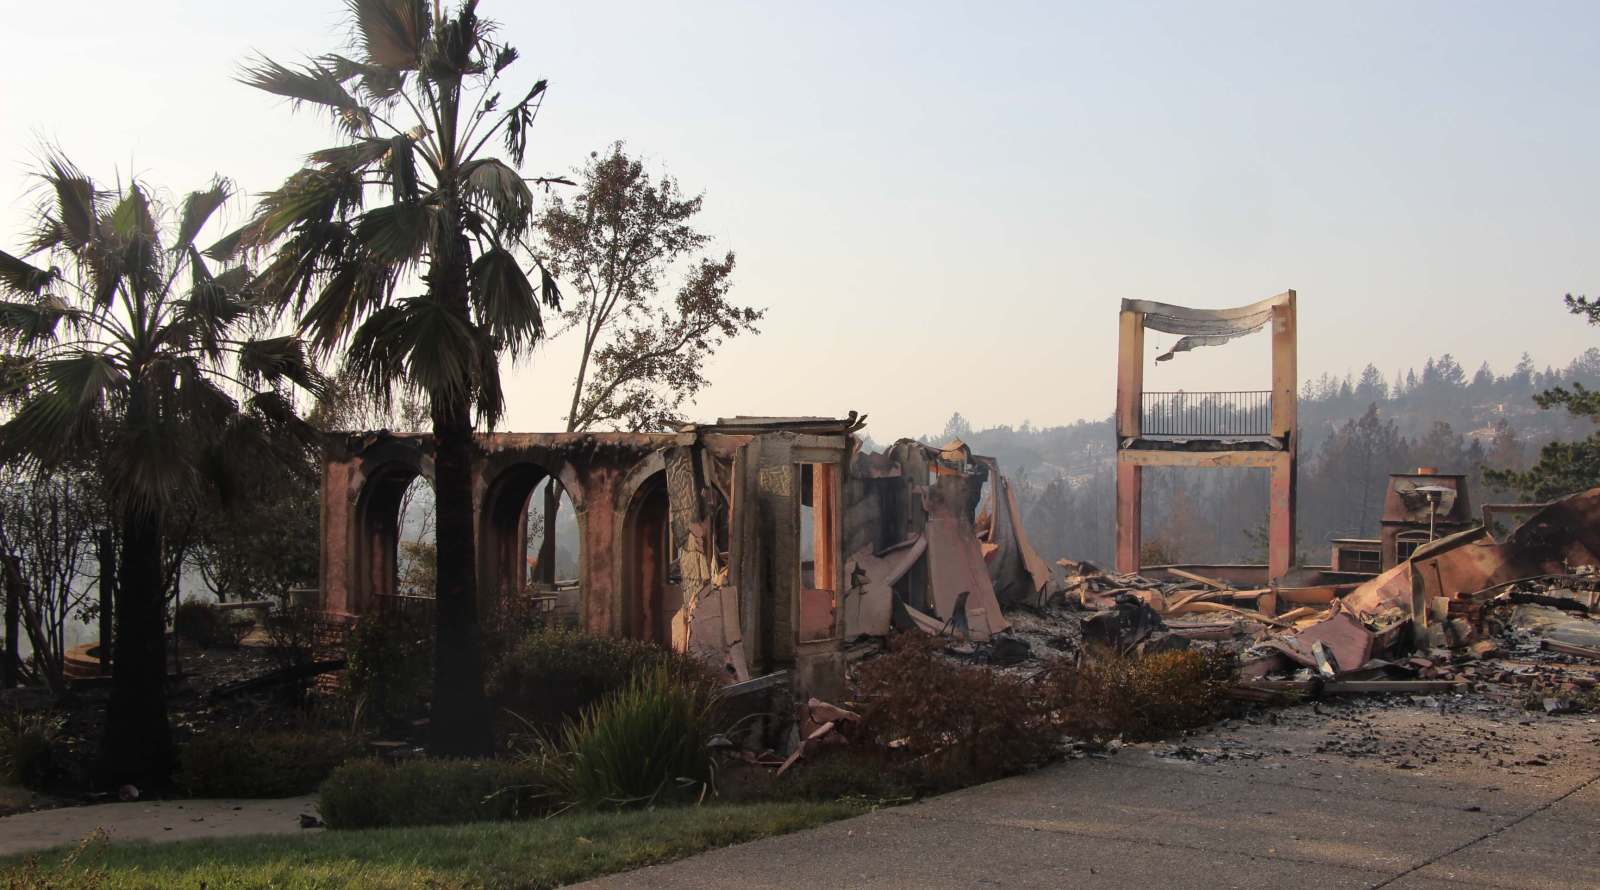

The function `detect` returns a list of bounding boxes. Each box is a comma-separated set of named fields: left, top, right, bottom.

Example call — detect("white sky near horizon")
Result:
left=2, top=1, right=1597, bottom=441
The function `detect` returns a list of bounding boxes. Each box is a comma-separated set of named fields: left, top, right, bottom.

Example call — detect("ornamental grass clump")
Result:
left=545, top=664, right=717, bottom=809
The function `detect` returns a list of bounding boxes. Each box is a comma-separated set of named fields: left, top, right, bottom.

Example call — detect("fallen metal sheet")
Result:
left=1344, top=562, right=1419, bottom=622
left=923, top=494, right=1011, bottom=635
left=843, top=535, right=928, bottom=638
left=1258, top=609, right=1374, bottom=675
left=972, top=456, right=1056, bottom=608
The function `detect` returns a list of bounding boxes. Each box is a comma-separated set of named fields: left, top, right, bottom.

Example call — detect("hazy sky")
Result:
left=3, top=1, right=1597, bottom=440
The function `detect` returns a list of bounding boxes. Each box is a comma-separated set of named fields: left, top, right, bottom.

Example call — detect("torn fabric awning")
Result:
left=1122, top=293, right=1292, bottom=362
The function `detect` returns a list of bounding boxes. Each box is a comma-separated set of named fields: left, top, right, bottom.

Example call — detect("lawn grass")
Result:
left=0, top=801, right=860, bottom=889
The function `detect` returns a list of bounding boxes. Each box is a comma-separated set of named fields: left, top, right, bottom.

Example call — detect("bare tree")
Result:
left=531, top=143, right=762, bottom=579
left=0, top=465, right=103, bottom=695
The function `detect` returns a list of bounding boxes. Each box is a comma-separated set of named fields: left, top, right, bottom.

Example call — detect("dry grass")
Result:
left=1044, top=647, right=1237, bottom=743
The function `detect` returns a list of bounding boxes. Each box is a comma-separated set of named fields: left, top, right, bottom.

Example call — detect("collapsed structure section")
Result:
left=317, top=415, right=1060, bottom=695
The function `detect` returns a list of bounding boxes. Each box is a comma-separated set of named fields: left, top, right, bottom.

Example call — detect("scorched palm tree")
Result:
left=233, top=0, right=561, bottom=755
left=0, top=154, right=322, bottom=787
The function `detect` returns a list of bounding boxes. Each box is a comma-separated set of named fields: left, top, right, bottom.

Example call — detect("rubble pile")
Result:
left=847, top=486, right=1600, bottom=710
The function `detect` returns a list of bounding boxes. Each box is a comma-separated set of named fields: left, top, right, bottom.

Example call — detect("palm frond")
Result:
left=247, top=167, right=365, bottom=246
left=426, top=0, right=487, bottom=82
left=469, top=246, right=539, bottom=351
left=323, top=53, right=406, bottom=100
left=298, top=259, right=394, bottom=351
left=105, top=185, right=164, bottom=298
left=238, top=336, right=325, bottom=395
left=461, top=158, right=531, bottom=231
left=204, top=224, right=249, bottom=262
left=345, top=0, right=430, bottom=70
left=354, top=202, right=433, bottom=264
left=38, top=151, right=98, bottom=251
left=0, top=250, right=59, bottom=297
left=179, top=250, right=251, bottom=358
left=173, top=177, right=233, bottom=251
left=308, top=137, right=394, bottom=173
left=388, top=133, right=420, bottom=202
left=238, top=56, right=373, bottom=135
left=473, top=323, right=505, bottom=430
left=0, top=298, right=78, bottom=348
left=0, top=353, right=121, bottom=464
left=345, top=297, right=476, bottom=409
left=502, top=80, right=547, bottom=167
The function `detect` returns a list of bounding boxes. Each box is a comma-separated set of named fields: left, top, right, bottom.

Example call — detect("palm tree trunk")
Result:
left=426, top=247, right=493, bottom=758
left=99, top=507, right=173, bottom=789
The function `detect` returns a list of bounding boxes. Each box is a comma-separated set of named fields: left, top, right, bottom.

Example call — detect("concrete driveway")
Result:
left=580, top=700, right=1600, bottom=889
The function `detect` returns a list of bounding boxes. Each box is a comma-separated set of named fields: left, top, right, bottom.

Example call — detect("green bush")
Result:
left=178, top=729, right=363, bottom=798
left=855, top=633, right=1058, bottom=790
left=1044, top=648, right=1237, bottom=743
left=544, top=665, right=716, bottom=809
left=486, top=626, right=712, bottom=738
left=173, top=599, right=248, bottom=649
left=318, top=758, right=551, bottom=829
left=0, top=709, right=61, bottom=790
left=344, top=610, right=433, bottom=729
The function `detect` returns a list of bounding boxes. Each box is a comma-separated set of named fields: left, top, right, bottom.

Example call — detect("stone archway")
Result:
left=348, top=439, right=432, bottom=614
left=476, top=450, right=585, bottom=622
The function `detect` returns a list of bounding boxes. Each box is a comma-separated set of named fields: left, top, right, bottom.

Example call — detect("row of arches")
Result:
left=341, top=439, right=676, bottom=643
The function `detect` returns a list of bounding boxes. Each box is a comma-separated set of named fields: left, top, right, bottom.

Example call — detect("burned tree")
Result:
left=532, top=143, right=762, bottom=581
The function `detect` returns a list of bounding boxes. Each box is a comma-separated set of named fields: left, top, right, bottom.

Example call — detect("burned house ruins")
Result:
left=317, top=414, right=1059, bottom=696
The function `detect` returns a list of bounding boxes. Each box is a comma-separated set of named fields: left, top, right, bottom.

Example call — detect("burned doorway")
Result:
left=798, top=461, right=839, bottom=642
left=622, top=471, right=673, bottom=644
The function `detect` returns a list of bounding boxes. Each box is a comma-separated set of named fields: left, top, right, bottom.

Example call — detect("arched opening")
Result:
left=479, top=461, right=582, bottom=626
left=622, top=471, right=673, bottom=643
left=353, top=461, right=433, bottom=613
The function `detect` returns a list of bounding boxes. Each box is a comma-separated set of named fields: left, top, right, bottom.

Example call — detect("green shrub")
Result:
left=543, top=665, right=716, bottom=809
left=487, top=626, right=712, bottom=738
left=318, top=758, right=552, bottom=829
left=1044, top=647, right=1237, bottom=743
left=0, top=709, right=61, bottom=789
left=178, top=729, right=363, bottom=798
left=855, top=634, right=1058, bottom=790
left=173, top=599, right=248, bottom=649
left=344, top=610, right=433, bottom=729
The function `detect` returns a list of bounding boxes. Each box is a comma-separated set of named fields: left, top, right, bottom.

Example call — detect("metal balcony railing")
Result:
left=1140, top=390, right=1272, bottom=437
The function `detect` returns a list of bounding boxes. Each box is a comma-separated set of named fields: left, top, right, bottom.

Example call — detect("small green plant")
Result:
left=0, top=709, right=62, bottom=790
left=1045, top=647, right=1237, bottom=743
left=318, top=758, right=552, bottom=829
left=177, top=728, right=364, bottom=798
left=543, top=665, right=717, bottom=809
left=855, top=634, right=1059, bottom=790
left=344, top=609, right=433, bottom=729
left=173, top=599, right=249, bottom=649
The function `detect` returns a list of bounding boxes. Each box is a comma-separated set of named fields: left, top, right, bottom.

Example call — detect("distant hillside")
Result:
left=913, top=348, right=1600, bottom=568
